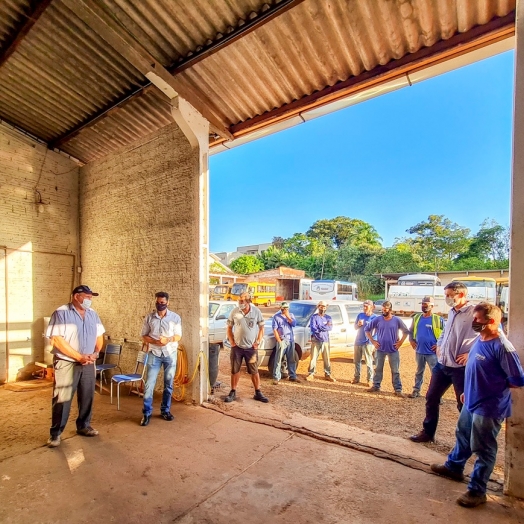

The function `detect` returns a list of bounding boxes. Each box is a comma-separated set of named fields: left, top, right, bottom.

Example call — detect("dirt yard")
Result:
left=215, top=344, right=506, bottom=475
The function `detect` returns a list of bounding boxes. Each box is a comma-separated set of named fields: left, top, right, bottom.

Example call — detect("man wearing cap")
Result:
left=352, top=300, right=377, bottom=387
left=306, top=301, right=336, bottom=382
left=46, top=285, right=105, bottom=447
left=365, top=300, right=409, bottom=396
left=140, top=291, right=182, bottom=427
left=271, top=302, right=299, bottom=384
left=408, top=296, right=445, bottom=398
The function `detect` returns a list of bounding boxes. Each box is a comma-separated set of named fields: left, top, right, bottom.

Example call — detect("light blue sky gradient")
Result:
left=210, top=50, right=514, bottom=253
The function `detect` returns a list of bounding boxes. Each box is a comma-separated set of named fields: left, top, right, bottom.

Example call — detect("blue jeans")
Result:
left=353, top=343, right=374, bottom=382
left=445, top=407, right=502, bottom=494
left=273, top=339, right=297, bottom=380
left=142, top=352, right=177, bottom=416
left=308, top=340, right=331, bottom=376
left=374, top=351, right=402, bottom=392
left=413, top=352, right=438, bottom=392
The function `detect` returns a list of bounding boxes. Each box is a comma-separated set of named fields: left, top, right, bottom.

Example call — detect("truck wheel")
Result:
left=266, top=299, right=272, bottom=307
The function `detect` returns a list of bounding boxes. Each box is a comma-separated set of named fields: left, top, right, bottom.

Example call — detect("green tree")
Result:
left=230, top=255, right=264, bottom=274
left=365, top=245, right=422, bottom=274
left=405, top=215, right=470, bottom=270
left=210, top=262, right=228, bottom=274
left=306, top=216, right=382, bottom=249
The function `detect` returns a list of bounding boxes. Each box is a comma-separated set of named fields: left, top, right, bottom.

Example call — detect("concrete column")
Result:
left=506, top=0, right=524, bottom=498
left=171, top=97, right=210, bottom=405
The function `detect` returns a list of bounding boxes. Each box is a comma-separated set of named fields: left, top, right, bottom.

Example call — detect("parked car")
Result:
left=209, top=301, right=236, bottom=345
left=255, top=300, right=364, bottom=371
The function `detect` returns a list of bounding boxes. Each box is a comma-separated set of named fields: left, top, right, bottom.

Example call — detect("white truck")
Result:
left=257, top=300, right=364, bottom=371
left=388, top=274, right=448, bottom=316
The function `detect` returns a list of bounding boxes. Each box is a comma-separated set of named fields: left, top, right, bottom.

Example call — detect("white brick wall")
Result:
left=0, top=126, right=79, bottom=382
left=80, top=123, right=203, bottom=390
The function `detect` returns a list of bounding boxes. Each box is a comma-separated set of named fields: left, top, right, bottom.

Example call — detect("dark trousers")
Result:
left=423, top=362, right=465, bottom=438
left=51, top=359, right=96, bottom=438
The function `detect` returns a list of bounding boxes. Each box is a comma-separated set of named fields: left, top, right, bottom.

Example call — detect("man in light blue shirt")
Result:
left=271, top=301, right=299, bottom=384
left=46, top=285, right=105, bottom=448
left=140, top=291, right=182, bottom=427
left=306, top=301, right=336, bottom=382
left=353, top=300, right=376, bottom=386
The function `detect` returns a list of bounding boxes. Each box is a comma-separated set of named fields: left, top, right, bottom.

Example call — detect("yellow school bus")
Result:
left=211, top=284, right=232, bottom=301
left=230, top=282, right=276, bottom=307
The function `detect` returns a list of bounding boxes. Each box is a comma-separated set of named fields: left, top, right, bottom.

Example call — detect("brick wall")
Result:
left=79, top=123, right=202, bottom=392
left=0, top=126, right=79, bottom=382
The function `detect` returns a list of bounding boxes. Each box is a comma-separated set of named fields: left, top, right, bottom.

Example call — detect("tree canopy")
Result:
left=229, top=255, right=264, bottom=275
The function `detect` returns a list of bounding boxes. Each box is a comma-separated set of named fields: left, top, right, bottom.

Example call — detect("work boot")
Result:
left=140, top=415, right=151, bottom=426
left=306, top=374, right=314, bottom=382
left=326, top=375, right=336, bottom=382
left=77, top=426, right=99, bottom=437
left=456, top=490, right=487, bottom=507
left=47, top=435, right=61, bottom=448
left=351, top=378, right=360, bottom=384
left=253, top=390, right=269, bottom=403
left=272, top=379, right=279, bottom=385
left=408, top=391, right=420, bottom=398
left=410, top=430, right=434, bottom=443
left=366, top=386, right=380, bottom=393
left=394, top=391, right=406, bottom=398
left=430, top=463, right=464, bottom=482
left=289, top=377, right=301, bottom=383
left=224, top=390, right=236, bottom=403
left=161, top=412, right=175, bottom=421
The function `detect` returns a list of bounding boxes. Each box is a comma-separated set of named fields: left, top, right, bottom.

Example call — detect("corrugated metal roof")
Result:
left=0, top=0, right=516, bottom=163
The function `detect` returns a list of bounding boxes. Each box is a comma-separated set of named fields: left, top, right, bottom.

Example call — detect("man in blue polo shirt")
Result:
left=408, top=296, right=445, bottom=398
left=352, top=300, right=376, bottom=387
left=272, top=302, right=299, bottom=384
left=306, top=301, right=336, bottom=382
left=431, top=302, right=524, bottom=508
left=365, top=300, right=409, bottom=396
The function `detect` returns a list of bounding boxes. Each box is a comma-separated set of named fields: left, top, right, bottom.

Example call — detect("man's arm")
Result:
left=253, top=324, right=264, bottom=349
left=227, top=325, right=235, bottom=347
left=50, top=336, right=91, bottom=364
left=272, top=316, right=282, bottom=343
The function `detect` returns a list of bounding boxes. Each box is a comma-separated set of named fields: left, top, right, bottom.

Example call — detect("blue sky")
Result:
left=210, top=50, right=515, bottom=253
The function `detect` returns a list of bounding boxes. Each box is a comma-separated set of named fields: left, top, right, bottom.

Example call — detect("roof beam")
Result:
left=59, top=0, right=233, bottom=141
left=0, top=0, right=54, bottom=68
left=49, top=0, right=305, bottom=149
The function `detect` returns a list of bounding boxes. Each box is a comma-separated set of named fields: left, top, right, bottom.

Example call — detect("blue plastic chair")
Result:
left=95, top=343, right=122, bottom=394
left=110, top=351, right=149, bottom=410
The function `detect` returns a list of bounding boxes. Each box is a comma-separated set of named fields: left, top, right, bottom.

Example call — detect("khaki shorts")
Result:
left=230, top=346, right=258, bottom=375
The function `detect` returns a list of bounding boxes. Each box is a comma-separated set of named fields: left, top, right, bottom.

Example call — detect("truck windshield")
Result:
left=289, top=303, right=317, bottom=327
left=231, top=283, right=248, bottom=295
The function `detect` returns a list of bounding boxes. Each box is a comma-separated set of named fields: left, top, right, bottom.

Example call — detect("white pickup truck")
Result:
left=257, top=300, right=364, bottom=371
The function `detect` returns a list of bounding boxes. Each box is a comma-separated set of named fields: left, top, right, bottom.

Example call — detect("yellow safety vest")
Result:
left=412, top=313, right=443, bottom=341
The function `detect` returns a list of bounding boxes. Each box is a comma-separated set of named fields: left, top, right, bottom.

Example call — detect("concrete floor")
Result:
left=0, top=385, right=523, bottom=524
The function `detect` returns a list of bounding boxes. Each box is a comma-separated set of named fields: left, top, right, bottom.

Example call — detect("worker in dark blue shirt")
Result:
left=431, top=302, right=524, bottom=508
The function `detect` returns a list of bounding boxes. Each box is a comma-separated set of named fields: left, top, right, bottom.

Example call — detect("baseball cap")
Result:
left=72, top=285, right=99, bottom=296
left=422, top=296, right=434, bottom=304
left=318, top=301, right=327, bottom=307
left=281, top=301, right=290, bottom=308
left=363, top=300, right=374, bottom=306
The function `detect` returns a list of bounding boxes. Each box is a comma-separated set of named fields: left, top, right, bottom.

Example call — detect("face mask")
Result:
left=80, top=298, right=92, bottom=310
left=156, top=303, right=168, bottom=312
left=421, top=306, right=430, bottom=313
left=239, top=302, right=248, bottom=310
left=472, top=321, right=488, bottom=333
left=445, top=297, right=457, bottom=308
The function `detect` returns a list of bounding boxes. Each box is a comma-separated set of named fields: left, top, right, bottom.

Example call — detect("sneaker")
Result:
left=394, top=391, right=406, bottom=398
left=325, top=375, right=336, bottom=382
left=272, top=379, right=279, bottom=385
left=366, top=386, right=380, bottom=393
left=76, top=426, right=99, bottom=437
left=305, top=374, right=314, bottom=382
left=253, top=390, right=269, bottom=403
left=457, top=490, right=487, bottom=507
left=289, top=377, right=301, bottom=383
left=430, top=463, right=464, bottom=482
left=408, top=391, right=420, bottom=398
left=351, top=378, right=360, bottom=384
left=161, top=411, right=175, bottom=421
left=224, top=390, right=236, bottom=403
left=47, top=435, right=61, bottom=448
left=410, top=430, right=434, bottom=443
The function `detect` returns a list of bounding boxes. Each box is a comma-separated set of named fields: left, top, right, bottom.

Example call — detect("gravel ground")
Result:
left=217, top=343, right=506, bottom=475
